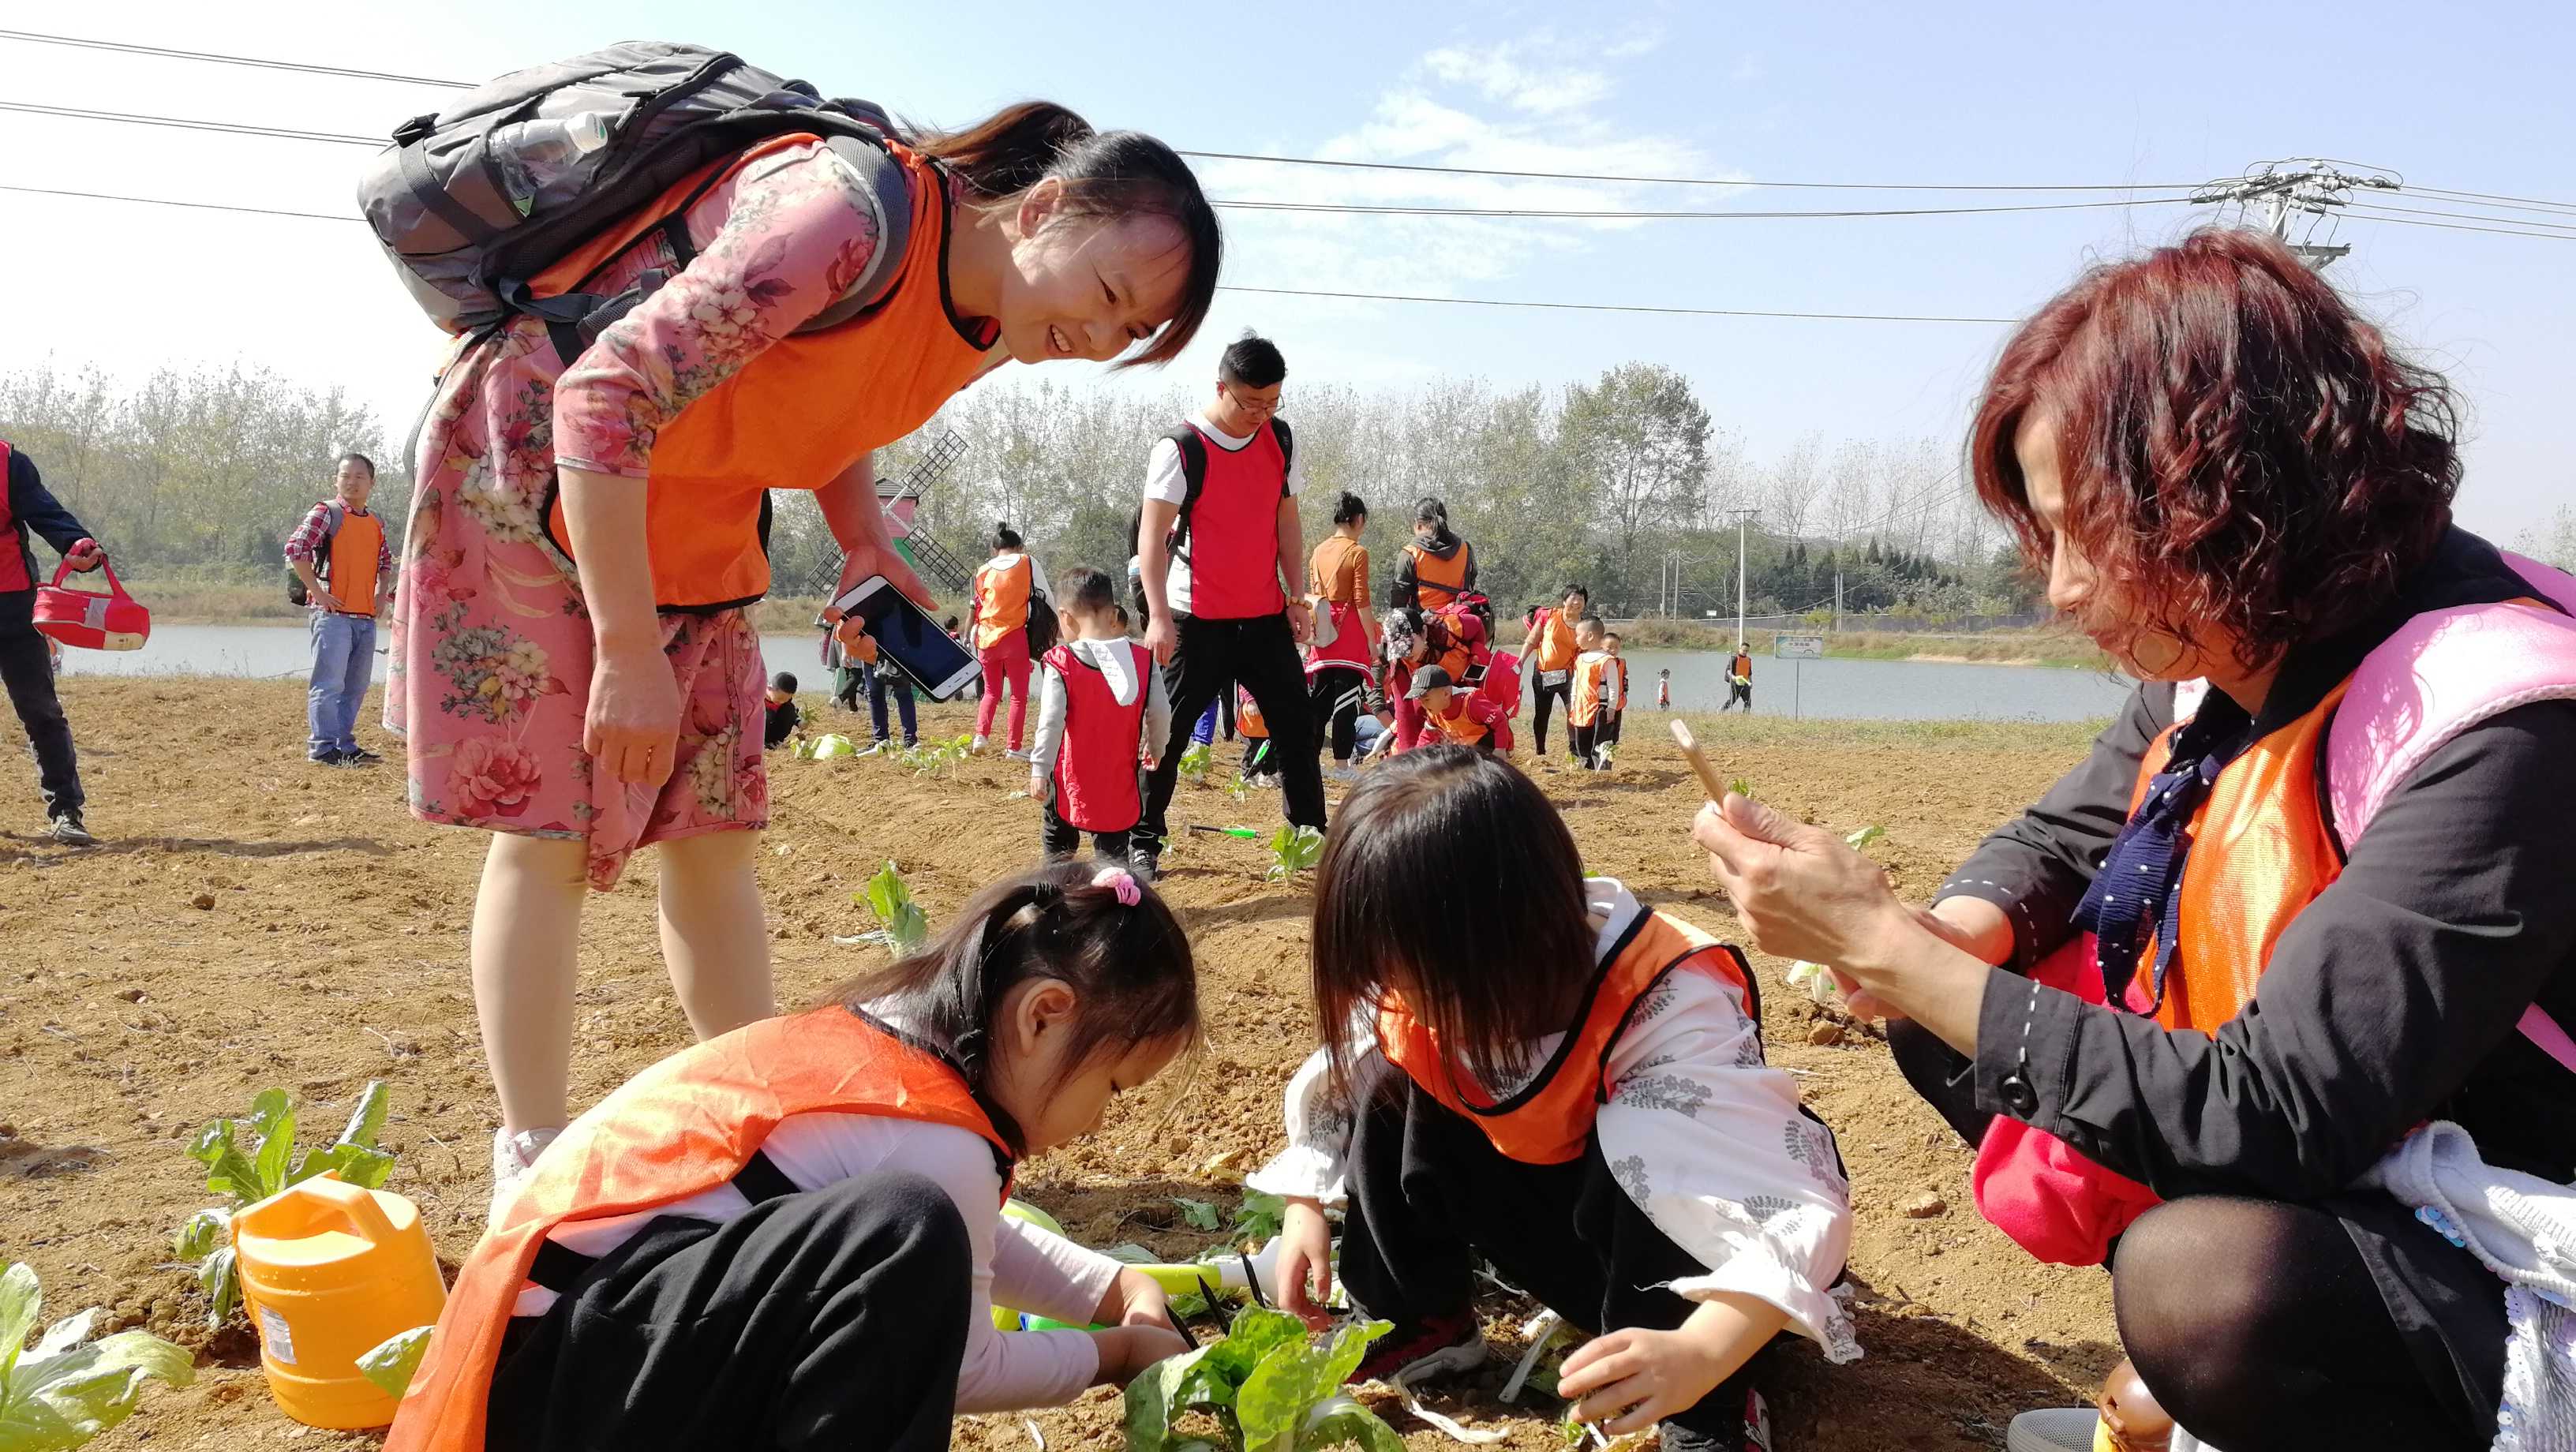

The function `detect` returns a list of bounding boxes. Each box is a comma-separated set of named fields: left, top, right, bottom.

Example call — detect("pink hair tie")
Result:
left=1091, top=866, right=1142, bottom=907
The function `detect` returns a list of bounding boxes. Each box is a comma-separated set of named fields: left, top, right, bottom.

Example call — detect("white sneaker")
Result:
left=1003, top=748, right=1030, bottom=762
left=970, top=735, right=990, bottom=754
left=1328, top=763, right=1359, bottom=782
left=2005, top=1409, right=2099, bottom=1452
left=488, top=1126, right=562, bottom=1230
left=858, top=741, right=891, bottom=757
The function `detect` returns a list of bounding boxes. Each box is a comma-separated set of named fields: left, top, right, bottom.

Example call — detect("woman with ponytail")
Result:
left=388, top=863, right=1202, bottom=1452
left=390, top=90, right=1222, bottom=1208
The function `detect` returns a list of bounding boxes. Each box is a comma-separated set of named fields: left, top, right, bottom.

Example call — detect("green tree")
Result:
left=1558, top=364, right=1711, bottom=614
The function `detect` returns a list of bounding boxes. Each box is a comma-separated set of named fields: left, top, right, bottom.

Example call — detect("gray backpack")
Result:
left=356, top=42, right=912, bottom=365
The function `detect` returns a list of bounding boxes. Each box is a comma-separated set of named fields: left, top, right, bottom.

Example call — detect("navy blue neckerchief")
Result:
left=2072, top=690, right=2255, bottom=1016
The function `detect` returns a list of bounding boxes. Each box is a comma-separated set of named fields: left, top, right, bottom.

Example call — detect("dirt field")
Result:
left=1, top=677, right=2125, bottom=1450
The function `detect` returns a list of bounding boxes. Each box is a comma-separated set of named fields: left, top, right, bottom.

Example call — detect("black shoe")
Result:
left=309, top=748, right=349, bottom=765
left=343, top=747, right=385, bottom=766
left=47, top=814, right=96, bottom=847
left=1127, top=845, right=1161, bottom=884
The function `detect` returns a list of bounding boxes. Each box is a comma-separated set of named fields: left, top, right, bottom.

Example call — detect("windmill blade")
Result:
left=807, top=429, right=977, bottom=599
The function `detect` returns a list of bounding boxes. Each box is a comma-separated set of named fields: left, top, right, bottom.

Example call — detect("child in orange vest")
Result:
left=1250, top=748, right=1855, bottom=1450
left=391, top=863, right=1200, bottom=1452
left=1402, top=665, right=1503, bottom=752
left=1598, top=631, right=1630, bottom=764
left=1567, top=616, right=1613, bottom=770
left=1028, top=569, right=1171, bottom=863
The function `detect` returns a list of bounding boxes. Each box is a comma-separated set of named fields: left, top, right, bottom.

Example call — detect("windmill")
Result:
left=810, top=429, right=975, bottom=598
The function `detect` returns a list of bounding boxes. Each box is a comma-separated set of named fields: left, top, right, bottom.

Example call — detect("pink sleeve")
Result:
left=553, top=141, right=889, bottom=478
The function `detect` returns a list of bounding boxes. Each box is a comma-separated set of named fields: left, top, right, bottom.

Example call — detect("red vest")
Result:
left=0, top=440, right=25, bottom=593
left=386, top=1009, right=1009, bottom=1452
left=1046, top=642, right=1151, bottom=831
left=1178, top=421, right=1287, bottom=621
left=1380, top=911, right=1752, bottom=1164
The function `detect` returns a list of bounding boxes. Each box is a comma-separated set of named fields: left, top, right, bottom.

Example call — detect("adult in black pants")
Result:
left=1695, top=230, right=2576, bottom=1452
left=1133, top=333, right=1324, bottom=875
left=485, top=1170, right=972, bottom=1452
left=0, top=440, right=107, bottom=845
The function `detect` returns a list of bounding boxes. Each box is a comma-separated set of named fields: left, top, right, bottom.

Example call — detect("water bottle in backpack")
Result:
left=490, top=111, right=612, bottom=215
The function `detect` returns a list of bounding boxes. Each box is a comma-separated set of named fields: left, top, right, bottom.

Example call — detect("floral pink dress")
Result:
left=388, top=141, right=888, bottom=890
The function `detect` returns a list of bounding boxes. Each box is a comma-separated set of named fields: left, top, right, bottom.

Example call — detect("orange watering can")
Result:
left=231, top=1173, right=447, bottom=1428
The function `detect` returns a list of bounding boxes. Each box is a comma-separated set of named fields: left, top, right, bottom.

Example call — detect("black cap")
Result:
left=1405, top=665, right=1454, bottom=700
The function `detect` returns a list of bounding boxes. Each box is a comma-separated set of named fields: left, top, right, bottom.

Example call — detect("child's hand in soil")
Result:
left=1559, top=1294, right=1788, bottom=1439
left=1088, top=1323, right=1193, bottom=1387
left=1275, top=1197, right=1336, bottom=1329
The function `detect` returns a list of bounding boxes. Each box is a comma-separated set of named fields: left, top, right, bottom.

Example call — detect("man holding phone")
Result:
left=1132, top=332, right=1326, bottom=880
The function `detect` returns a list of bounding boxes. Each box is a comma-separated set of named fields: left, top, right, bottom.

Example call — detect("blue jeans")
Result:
left=307, top=610, right=375, bottom=756
left=867, top=669, right=917, bottom=747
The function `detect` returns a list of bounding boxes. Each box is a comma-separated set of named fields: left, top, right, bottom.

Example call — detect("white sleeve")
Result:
left=757, top=1113, right=1103, bottom=1410
left=1244, top=1012, right=1380, bottom=1206
left=991, top=1213, right=1123, bottom=1327
left=1143, top=658, right=1173, bottom=762
left=1028, top=664, right=1069, bottom=782
left=1283, top=434, right=1305, bottom=497
left=1142, top=436, right=1188, bottom=506
left=1593, top=974, right=1862, bottom=1364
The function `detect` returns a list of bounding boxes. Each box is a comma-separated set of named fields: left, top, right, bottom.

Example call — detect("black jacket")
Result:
left=3, top=445, right=94, bottom=595
left=1943, top=527, right=2576, bottom=1195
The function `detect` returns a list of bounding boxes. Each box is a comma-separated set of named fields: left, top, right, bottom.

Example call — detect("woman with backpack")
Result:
left=384, top=69, right=1222, bottom=1207
left=968, top=523, right=1050, bottom=759
left=1383, top=496, right=1476, bottom=615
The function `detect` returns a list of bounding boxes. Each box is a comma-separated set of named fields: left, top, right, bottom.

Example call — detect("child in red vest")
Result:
left=1250, top=748, right=1856, bottom=1452
left=390, top=863, right=1200, bottom=1452
left=1028, top=568, right=1170, bottom=863
left=1403, top=665, right=1503, bottom=752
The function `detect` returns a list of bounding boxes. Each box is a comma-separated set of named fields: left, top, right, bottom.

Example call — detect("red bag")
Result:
left=34, top=554, right=152, bottom=651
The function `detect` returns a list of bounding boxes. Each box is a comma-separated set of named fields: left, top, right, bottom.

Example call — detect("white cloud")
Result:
left=1421, top=42, right=1612, bottom=117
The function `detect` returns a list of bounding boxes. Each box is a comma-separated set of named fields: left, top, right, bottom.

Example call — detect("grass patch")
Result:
left=1664, top=712, right=2107, bottom=754
left=1608, top=618, right=2110, bottom=670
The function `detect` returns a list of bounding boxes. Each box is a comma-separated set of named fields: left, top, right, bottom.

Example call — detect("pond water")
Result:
left=61, top=626, right=2135, bottom=724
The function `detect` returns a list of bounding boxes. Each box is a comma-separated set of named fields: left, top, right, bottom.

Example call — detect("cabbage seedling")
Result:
left=852, top=861, right=930, bottom=957
left=173, top=1082, right=396, bottom=1328
left=0, top=1261, right=193, bottom=1451
left=1125, top=1306, right=1406, bottom=1452
left=1266, top=826, right=1325, bottom=883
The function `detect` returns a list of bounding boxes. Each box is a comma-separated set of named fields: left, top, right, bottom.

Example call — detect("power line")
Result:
left=2406, top=185, right=2576, bottom=217
left=0, top=99, right=380, bottom=147
left=1219, top=286, right=2013, bottom=324
left=0, top=185, right=2027, bottom=323
left=0, top=27, right=470, bottom=88
left=2344, top=199, right=2576, bottom=234
left=2343, top=207, right=2576, bottom=242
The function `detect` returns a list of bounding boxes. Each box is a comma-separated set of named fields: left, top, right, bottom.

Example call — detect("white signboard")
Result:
left=1774, top=634, right=1825, bottom=660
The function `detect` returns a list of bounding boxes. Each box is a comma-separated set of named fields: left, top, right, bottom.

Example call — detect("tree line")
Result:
left=2, top=357, right=2045, bottom=623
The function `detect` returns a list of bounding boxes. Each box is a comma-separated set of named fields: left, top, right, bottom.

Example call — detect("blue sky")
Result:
left=3, top=1, right=2568, bottom=537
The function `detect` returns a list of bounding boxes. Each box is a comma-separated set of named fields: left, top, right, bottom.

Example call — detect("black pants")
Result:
left=1724, top=681, right=1753, bottom=713
left=1042, top=800, right=1133, bottom=863
left=485, top=1171, right=971, bottom=1452
left=1601, top=708, right=1623, bottom=749
left=1568, top=719, right=1601, bottom=768
left=1309, top=664, right=1367, bottom=763
left=1139, top=612, right=1325, bottom=850
left=1530, top=675, right=1573, bottom=754
left=1889, top=1020, right=2506, bottom=1447
left=0, top=592, right=81, bottom=821
left=1339, top=1062, right=1774, bottom=1450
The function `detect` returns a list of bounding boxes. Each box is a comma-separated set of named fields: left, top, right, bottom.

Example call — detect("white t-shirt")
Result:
left=1142, top=415, right=1303, bottom=616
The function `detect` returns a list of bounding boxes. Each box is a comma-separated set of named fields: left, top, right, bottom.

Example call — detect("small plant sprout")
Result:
left=1844, top=825, right=1885, bottom=850
left=1728, top=776, right=1754, bottom=799
left=1266, top=826, right=1325, bottom=883
left=0, top=1262, right=194, bottom=1451
left=1180, top=741, right=1215, bottom=783
left=1231, top=1191, right=1287, bottom=1244
left=851, top=861, right=930, bottom=957
left=1173, top=1198, right=1222, bottom=1233
left=1785, top=960, right=1848, bottom=1009
left=172, top=1082, right=397, bottom=1327
left=1228, top=771, right=1253, bottom=804
left=1125, top=1306, right=1406, bottom=1452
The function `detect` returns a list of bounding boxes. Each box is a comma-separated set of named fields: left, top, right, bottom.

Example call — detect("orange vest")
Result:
left=384, top=1009, right=1009, bottom=1452
left=2121, top=682, right=2352, bottom=1033
left=973, top=555, right=1033, bottom=651
left=1237, top=688, right=1270, bottom=740
left=1570, top=653, right=1611, bottom=726
left=1428, top=695, right=1487, bottom=744
left=1534, top=609, right=1579, bottom=672
left=541, top=136, right=999, bottom=613
left=1378, top=911, right=1751, bottom=1164
left=1403, top=541, right=1471, bottom=612
left=325, top=509, right=384, bottom=615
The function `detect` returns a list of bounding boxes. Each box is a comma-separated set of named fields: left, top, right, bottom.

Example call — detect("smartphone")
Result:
left=828, top=575, right=982, bottom=700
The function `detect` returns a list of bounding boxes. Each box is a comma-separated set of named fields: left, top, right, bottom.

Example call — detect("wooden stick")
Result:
left=1669, top=719, right=1730, bottom=802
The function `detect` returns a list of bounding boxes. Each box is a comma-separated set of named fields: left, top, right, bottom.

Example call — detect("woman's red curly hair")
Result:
left=1970, top=227, right=2461, bottom=672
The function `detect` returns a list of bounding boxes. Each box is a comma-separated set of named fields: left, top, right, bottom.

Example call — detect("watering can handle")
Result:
left=295, top=1172, right=402, bottom=1243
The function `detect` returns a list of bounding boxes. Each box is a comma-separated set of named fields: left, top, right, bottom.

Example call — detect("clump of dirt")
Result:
left=3, top=677, right=2117, bottom=1450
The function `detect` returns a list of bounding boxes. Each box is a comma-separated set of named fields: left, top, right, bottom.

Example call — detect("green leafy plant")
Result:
left=355, top=1326, right=433, bottom=1400
left=1173, top=1198, right=1222, bottom=1233
left=1227, top=771, right=1253, bottom=805
left=1179, top=741, right=1216, bottom=784
left=1727, top=776, right=1754, bottom=799
left=1231, top=1191, right=1286, bottom=1244
left=2, top=1261, right=194, bottom=1450
left=851, top=861, right=930, bottom=957
left=1265, top=825, right=1326, bottom=883
left=172, top=1083, right=395, bottom=1327
left=1843, top=825, right=1885, bottom=850
left=1126, top=1306, right=1404, bottom=1452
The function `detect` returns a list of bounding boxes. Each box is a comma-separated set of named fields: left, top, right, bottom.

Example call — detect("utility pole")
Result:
left=1835, top=570, right=1844, bottom=633
left=1724, top=507, right=1758, bottom=646
left=2191, top=159, right=2399, bottom=271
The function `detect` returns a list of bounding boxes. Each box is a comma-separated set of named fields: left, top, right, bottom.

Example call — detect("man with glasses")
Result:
left=1131, top=331, right=1324, bottom=879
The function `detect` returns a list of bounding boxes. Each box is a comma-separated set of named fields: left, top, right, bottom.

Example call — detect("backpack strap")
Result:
left=1163, top=425, right=1210, bottom=556
left=313, top=502, right=346, bottom=580
left=1271, top=417, right=1294, bottom=486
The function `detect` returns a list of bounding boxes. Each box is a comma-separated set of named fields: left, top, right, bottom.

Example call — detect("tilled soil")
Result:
left=0, top=677, right=2121, bottom=1450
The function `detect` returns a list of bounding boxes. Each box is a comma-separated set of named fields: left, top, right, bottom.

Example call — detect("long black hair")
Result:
left=829, top=863, right=1200, bottom=1155
left=912, top=102, right=1222, bottom=369
left=1412, top=496, right=1456, bottom=548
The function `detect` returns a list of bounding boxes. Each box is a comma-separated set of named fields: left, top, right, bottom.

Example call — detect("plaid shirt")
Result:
left=283, top=501, right=392, bottom=597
